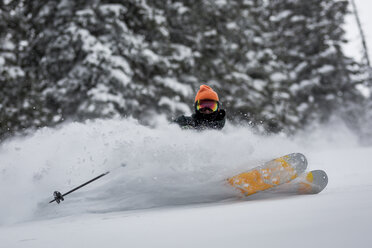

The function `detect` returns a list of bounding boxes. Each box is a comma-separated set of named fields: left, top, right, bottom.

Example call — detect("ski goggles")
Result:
left=196, top=100, right=219, bottom=112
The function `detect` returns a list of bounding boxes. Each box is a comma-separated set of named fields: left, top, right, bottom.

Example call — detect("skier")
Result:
left=173, top=84, right=226, bottom=130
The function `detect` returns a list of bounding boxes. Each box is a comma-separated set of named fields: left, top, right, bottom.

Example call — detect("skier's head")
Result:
left=194, top=84, right=220, bottom=115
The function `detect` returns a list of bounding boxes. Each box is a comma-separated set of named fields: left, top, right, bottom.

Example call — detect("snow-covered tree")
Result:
left=0, top=1, right=52, bottom=140
left=0, top=0, right=371, bottom=140
left=265, top=0, right=366, bottom=132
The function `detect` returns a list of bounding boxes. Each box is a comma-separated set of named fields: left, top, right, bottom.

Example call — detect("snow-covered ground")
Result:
left=0, top=119, right=371, bottom=247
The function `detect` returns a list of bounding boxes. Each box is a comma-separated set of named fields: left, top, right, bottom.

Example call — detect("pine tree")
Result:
left=266, top=0, right=366, bottom=132
left=0, top=1, right=50, bottom=140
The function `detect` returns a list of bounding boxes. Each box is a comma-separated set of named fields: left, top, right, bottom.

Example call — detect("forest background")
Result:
left=1, top=0, right=371, bottom=142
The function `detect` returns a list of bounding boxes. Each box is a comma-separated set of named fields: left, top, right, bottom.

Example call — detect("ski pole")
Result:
left=49, top=171, right=110, bottom=204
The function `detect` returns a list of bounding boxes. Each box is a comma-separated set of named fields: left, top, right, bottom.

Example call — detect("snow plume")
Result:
left=0, top=118, right=360, bottom=225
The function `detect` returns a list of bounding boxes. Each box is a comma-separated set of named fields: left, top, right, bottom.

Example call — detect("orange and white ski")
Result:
left=227, top=153, right=308, bottom=196
left=284, top=170, right=328, bottom=194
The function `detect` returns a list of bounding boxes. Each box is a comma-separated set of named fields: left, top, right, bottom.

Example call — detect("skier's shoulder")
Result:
left=211, top=109, right=226, bottom=129
left=216, top=109, right=226, bottom=120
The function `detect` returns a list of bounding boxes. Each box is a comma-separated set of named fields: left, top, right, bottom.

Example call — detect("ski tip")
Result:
left=285, top=153, right=308, bottom=173
left=310, top=170, right=328, bottom=190
left=289, top=153, right=307, bottom=162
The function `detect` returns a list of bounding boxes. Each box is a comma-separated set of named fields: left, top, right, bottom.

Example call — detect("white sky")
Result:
left=344, top=0, right=372, bottom=62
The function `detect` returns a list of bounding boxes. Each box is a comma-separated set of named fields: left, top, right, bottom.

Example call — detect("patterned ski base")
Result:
left=227, top=153, right=308, bottom=196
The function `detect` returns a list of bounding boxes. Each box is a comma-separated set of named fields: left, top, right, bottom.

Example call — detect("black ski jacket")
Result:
left=173, top=109, right=226, bottom=130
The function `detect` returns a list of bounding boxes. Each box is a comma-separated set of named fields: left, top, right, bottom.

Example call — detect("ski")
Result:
left=290, top=170, right=328, bottom=194
left=227, top=153, right=308, bottom=196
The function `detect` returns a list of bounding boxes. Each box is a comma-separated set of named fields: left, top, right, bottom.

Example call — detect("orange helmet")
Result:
left=194, top=85, right=219, bottom=103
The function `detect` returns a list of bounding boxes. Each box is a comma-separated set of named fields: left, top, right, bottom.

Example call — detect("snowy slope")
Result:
left=0, top=119, right=372, bottom=248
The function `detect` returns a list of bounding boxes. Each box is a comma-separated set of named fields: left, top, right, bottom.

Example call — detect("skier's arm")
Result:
left=173, top=115, right=195, bottom=129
